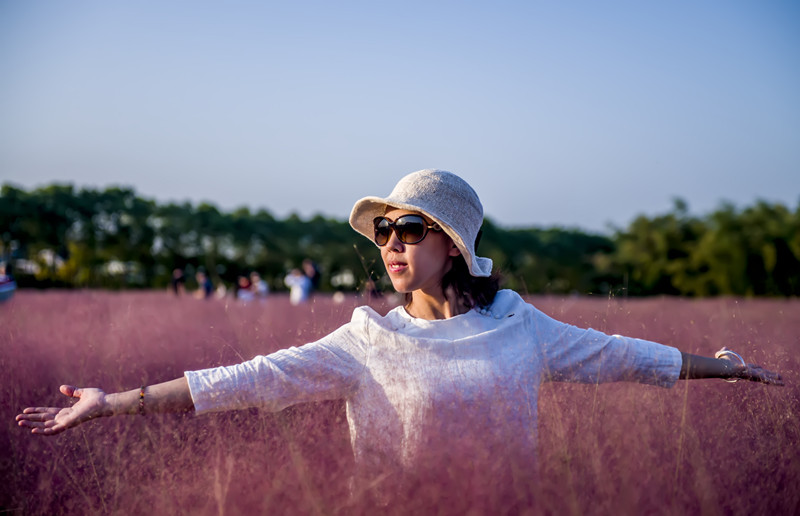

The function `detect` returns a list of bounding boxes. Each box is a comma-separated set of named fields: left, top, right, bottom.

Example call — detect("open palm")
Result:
left=16, top=385, right=109, bottom=435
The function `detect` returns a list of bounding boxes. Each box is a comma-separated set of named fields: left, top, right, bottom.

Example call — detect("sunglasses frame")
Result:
left=373, top=215, right=442, bottom=246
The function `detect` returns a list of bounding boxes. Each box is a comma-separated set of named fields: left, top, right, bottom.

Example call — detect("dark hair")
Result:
left=440, top=254, right=502, bottom=309
left=404, top=230, right=502, bottom=310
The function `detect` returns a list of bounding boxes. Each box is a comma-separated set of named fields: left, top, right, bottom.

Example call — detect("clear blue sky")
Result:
left=1, top=1, right=798, bottom=233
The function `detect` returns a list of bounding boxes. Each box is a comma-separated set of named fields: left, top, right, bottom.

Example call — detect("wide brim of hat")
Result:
left=349, top=196, right=493, bottom=277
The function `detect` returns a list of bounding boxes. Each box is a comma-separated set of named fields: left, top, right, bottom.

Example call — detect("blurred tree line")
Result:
left=1, top=183, right=798, bottom=296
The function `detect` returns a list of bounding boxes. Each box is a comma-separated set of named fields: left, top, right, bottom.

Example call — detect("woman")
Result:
left=16, top=169, right=782, bottom=508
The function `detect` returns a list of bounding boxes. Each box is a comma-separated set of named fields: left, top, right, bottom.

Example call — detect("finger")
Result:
left=18, top=418, right=64, bottom=432
left=18, top=419, right=47, bottom=429
left=16, top=411, right=55, bottom=422
left=31, top=424, right=67, bottom=436
left=760, top=371, right=784, bottom=386
left=20, top=407, right=61, bottom=416
left=27, top=416, right=72, bottom=435
left=745, top=365, right=784, bottom=385
left=60, top=385, right=81, bottom=398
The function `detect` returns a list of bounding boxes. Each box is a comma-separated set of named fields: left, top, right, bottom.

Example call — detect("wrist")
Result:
left=718, top=358, right=738, bottom=378
left=101, top=392, right=117, bottom=417
left=714, top=349, right=747, bottom=382
left=103, top=391, right=135, bottom=417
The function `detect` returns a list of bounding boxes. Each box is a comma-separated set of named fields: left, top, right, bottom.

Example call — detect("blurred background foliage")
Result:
left=1, top=183, right=798, bottom=296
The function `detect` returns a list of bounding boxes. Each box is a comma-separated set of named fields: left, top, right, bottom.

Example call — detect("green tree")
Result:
left=612, top=199, right=704, bottom=296
left=687, top=201, right=800, bottom=296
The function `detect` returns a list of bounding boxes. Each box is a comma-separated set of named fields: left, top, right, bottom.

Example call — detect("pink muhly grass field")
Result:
left=2, top=291, right=798, bottom=515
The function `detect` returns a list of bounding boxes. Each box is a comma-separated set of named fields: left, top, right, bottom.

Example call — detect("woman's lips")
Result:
left=387, top=261, right=407, bottom=273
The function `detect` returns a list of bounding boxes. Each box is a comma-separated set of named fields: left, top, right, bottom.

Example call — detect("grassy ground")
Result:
left=2, top=291, right=797, bottom=515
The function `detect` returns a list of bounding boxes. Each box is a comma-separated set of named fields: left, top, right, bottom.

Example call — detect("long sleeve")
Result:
left=185, top=318, right=369, bottom=414
left=529, top=305, right=682, bottom=387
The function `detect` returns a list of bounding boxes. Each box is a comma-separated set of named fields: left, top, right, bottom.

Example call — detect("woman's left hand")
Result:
left=717, top=347, right=784, bottom=386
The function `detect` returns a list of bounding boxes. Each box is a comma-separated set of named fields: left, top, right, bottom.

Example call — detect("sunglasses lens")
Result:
left=394, top=217, right=426, bottom=244
left=373, top=218, right=392, bottom=246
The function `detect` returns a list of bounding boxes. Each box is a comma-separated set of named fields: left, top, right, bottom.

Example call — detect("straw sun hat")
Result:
left=349, top=169, right=493, bottom=277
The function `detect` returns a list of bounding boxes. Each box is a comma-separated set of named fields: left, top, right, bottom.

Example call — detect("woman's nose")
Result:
left=385, top=230, right=405, bottom=251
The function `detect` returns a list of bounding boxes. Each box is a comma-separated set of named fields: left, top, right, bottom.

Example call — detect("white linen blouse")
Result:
left=185, top=290, right=681, bottom=488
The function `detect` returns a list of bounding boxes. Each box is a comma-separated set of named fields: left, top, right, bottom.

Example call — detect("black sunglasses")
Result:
left=373, top=215, right=442, bottom=246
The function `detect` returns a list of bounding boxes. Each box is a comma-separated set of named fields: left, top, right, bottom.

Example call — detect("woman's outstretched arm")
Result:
left=679, top=348, right=783, bottom=385
left=16, top=377, right=194, bottom=436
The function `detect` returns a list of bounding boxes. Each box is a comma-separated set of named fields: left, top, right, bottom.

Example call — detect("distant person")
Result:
left=284, top=268, right=312, bottom=305
left=250, top=271, right=269, bottom=301
left=0, top=262, right=15, bottom=303
left=194, top=271, right=214, bottom=299
left=214, top=282, right=227, bottom=299
left=236, top=275, right=254, bottom=303
left=16, top=169, right=783, bottom=511
left=0, top=262, right=12, bottom=284
left=236, top=274, right=254, bottom=303
left=169, top=268, right=186, bottom=296
left=302, top=259, right=321, bottom=291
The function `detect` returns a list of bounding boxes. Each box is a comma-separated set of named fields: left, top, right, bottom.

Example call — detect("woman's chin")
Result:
left=388, top=280, right=412, bottom=294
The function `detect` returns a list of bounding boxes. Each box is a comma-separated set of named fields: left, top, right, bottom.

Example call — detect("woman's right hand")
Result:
left=16, top=385, right=110, bottom=435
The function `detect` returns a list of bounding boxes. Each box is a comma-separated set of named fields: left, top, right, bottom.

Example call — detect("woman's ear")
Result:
left=449, top=243, right=462, bottom=257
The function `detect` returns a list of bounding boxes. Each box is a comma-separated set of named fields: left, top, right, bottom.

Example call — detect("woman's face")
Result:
left=379, top=208, right=461, bottom=295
